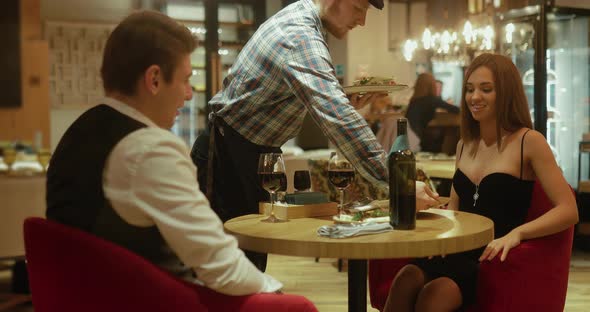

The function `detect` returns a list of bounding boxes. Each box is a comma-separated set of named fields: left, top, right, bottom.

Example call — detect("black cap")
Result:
left=369, top=0, right=384, bottom=10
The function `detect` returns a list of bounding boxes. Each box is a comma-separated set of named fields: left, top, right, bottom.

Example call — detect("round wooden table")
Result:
left=225, top=209, right=494, bottom=312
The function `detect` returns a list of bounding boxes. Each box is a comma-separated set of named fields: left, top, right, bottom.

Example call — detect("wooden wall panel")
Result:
left=18, top=41, right=50, bottom=147
left=21, top=0, right=42, bottom=40
left=0, top=0, right=50, bottom=147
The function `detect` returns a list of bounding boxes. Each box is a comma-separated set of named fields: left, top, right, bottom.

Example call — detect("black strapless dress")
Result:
left=413, top=168, right=534, bottom=305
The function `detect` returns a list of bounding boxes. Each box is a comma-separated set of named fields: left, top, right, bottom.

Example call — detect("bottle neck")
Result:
left=390, top=119, right=410, bottom=154
left=397, top=124, right=407, bottom=136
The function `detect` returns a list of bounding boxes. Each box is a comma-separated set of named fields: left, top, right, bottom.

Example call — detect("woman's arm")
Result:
left=479, top=130, right=578, bottom=261
left=511, top=130, right=578, bottom=239
left=435, top=97, right=460, bottom=114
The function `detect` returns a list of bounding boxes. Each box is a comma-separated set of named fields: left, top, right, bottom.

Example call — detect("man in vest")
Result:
left=46, top=10, right=281, bottom=295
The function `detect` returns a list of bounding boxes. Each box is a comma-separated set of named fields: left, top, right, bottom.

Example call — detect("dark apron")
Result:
left=190, top=114, right=281, bottom=271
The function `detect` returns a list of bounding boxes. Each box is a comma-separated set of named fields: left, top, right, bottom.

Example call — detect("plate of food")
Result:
left=343, top=76, right=408, bottom=95
left=332, top=197, right=451, bottom=224
left=333, top=213, right=390, bottom=225
left=333, top=202, right=390, bottom=224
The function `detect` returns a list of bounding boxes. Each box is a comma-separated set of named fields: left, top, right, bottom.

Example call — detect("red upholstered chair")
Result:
left=368, top=180, right=574, bottom=312
left=23, top=217, right=318, bottom=312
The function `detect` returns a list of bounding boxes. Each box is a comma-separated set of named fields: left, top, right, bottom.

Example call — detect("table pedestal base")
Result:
left=348, top=259, right=367, bottom=312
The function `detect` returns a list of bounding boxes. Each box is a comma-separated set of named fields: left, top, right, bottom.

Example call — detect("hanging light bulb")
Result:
left=463, top=21, right=473, bottom=44
left=422, top=28, right=432, bottom=50
left=441, top=30, right=451, bottom=54
left=432, top=32, right=441, bottom=51
left=403, top=39, right=418, bottom=61
left=482, top=25, right=494, bottom=50
left=505, top=23, right=515, bottom=44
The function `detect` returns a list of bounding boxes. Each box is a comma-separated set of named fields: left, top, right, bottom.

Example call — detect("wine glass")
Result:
left=3, top=148, right=17, bottom=172
left=328, top=152, right=355, bottom=220
left=276, top=173, right=288, bottom=204
left=258, top=153, right=287, bottom=223
left=37, top=149, right=51, bottom=172
left=293, top=170, right=311, bottom=192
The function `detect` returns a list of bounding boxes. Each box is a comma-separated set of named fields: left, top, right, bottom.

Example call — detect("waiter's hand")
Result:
left=416, top=181, right=439, bottom=211
left=348, top=92, right=388, bottom=110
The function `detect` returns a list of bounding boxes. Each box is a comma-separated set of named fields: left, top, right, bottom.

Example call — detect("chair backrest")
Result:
left=526, top=180, right=574, bottom=309
left=472, top=180, right=575, bottom=312
left=24, top=217, right=207, bottom=312
left=525, top=180, right=575, bottom=247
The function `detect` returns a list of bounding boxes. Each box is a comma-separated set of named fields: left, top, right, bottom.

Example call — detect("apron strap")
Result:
left=206, top=114, right=219, bottom=205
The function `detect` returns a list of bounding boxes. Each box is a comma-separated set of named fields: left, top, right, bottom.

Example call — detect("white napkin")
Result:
left=317, top=222, right=393, bottom=239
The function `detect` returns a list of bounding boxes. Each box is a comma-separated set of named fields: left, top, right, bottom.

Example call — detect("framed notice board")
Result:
left=0, top=0, right=21, bottom=107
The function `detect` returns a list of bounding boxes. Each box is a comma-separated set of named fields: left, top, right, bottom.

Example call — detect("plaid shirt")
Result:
left=210, top=0, right=387, bottom=188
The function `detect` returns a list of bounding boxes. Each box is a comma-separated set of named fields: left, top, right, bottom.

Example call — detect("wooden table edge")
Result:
left=224, top=209, right=494, bottom=259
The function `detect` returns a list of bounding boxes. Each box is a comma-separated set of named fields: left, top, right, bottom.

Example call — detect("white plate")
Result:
left=342, top=84, right=408, bottom=95
left=332, top=214, right=357, bottom=224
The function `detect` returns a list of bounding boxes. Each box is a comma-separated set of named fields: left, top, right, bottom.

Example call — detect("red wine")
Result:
left=294, top=170, right=311, bottom=191
left=259, top=172, right=285, bottom=192
left=328, top=169, right=355, bottom=188
left=389, top=118, right=416, bottom=230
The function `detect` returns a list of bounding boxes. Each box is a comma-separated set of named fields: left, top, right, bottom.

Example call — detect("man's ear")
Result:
left=144, top=65, right=161, bottom=94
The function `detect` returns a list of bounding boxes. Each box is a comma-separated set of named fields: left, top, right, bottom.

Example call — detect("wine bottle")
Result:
left=389, top=118, right=416, bottom=230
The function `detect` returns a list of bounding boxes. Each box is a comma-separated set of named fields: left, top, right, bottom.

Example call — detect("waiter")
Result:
left=191, top=0, right=438, bottom=271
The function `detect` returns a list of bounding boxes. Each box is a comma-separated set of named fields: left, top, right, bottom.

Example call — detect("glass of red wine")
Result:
left=328, top=152, right=355, bottom=220
left=258, top=153, right=287, bottom=223
left=293, top=170, right=311, bottom=192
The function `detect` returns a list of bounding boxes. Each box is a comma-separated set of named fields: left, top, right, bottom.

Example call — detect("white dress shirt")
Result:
left=101, top=97, right=282, bottom=295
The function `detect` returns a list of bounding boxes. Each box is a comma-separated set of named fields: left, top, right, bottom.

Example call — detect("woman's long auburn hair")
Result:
left=410, top=73, right=437, bottom=102
left=460, top=53, right=533, bottom=149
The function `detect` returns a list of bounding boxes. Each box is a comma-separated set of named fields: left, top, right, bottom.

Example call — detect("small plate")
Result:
left=332, top=214, right=358, bottom=224
left=343, top=84, right=408, bottom=95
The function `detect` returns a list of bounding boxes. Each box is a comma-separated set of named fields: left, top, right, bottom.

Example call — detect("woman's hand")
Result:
left=416, top=181, right=439, bottom=211
left=479, top=230, right=522, bottom=262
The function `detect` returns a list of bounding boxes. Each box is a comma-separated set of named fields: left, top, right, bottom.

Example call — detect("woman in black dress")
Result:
left=383, top=54, right=578, bottom=312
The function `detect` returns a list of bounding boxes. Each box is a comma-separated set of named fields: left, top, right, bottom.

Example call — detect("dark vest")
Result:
left=47, top=104, right=192, bottom=280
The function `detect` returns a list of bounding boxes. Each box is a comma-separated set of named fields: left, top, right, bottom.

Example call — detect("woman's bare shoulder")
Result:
left=521, top=129, right=547, bottom=146
left=520, top=129, right=553, bottom=158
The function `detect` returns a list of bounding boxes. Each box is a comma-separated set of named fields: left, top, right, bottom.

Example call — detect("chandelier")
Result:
left=402, top=20, right=496, bottom=65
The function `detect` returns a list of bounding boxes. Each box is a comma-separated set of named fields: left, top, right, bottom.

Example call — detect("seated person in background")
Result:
left=46, top=11, right=282, bottom=295
left=355, top=93, right=393, bottom=134
left=435, top=79, right=444, bottom=98
left=384, top=53, right=578, bottom=312
left=354, top=92, right=421, bottom=153
left=405, top=73, right=459, bottom=153
left=436, top=79, right=455, bottom=105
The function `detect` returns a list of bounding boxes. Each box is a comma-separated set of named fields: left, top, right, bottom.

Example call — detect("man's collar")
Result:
left=102, top=97, right=159, bottom=128
left=303, top=0, right=327, bottom=40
